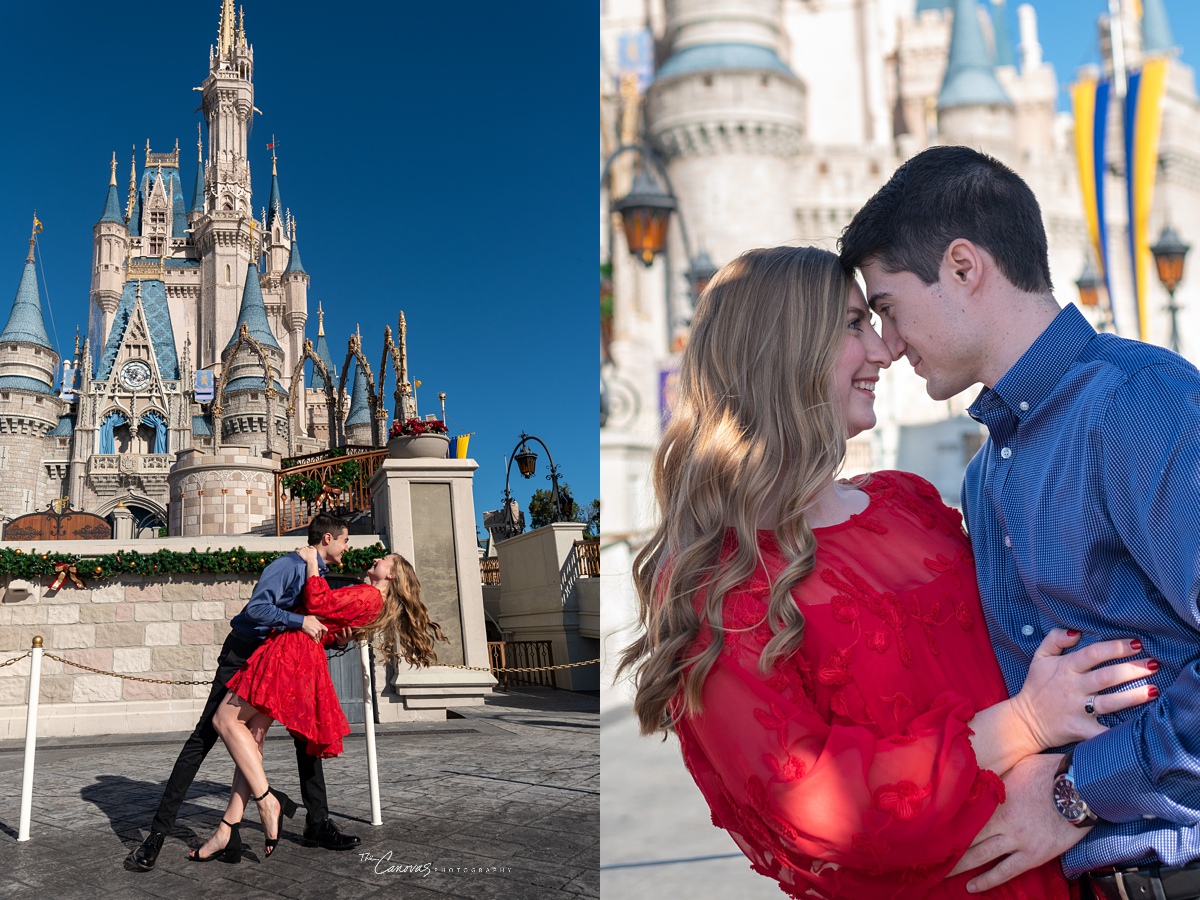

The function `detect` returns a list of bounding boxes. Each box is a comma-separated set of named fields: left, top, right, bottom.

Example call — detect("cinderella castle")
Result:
left=0, top=0, right=391, bottom=538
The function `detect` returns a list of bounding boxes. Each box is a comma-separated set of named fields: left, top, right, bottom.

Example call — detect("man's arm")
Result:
left=240, top=555, right=311, bottom=635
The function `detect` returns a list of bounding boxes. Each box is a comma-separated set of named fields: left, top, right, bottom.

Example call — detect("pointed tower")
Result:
left=937, top=0, right=1014, bottom=157
left=344, top=357, right=373, bottom=445
left=91, top=155, right=129, bottom=352
left=282, top=219, right=309, bottom=393
left=218, top=261, right=287, bottom=451
left=262, top=147, right=290, bottom=276
left=0, top=222, right=63, bottom=515
left=126, top=149, right=142, bottom=237
left=1142, top=0, right=1175, bottom=55
left=193, top=0, right=257, bottom=370
left=990, top=0, right=1015, bottom=68
left=190, top=125, right=206, bottom=224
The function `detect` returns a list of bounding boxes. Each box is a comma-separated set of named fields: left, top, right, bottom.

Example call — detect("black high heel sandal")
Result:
left=251, top=786, right=297, bottom=858
left=188, top=818, right=242, bottom=863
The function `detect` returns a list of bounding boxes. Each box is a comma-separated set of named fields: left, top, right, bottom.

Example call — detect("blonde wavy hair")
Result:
left=353, top=554, right=447, bottom=667
left=617, top=246, right=854, bottom=735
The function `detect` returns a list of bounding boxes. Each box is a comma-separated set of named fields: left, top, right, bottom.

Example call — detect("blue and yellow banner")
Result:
left=1071, top=76, right=1114, bottom=329
left=1123, top=57, right=1169, bottom=341
left=449, top=433, right=472, bottom=459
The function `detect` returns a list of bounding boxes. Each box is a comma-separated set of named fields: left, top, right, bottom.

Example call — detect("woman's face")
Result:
left=367, top=555, right=396, bottom=584
left=833, top=283, right=891, bottom=438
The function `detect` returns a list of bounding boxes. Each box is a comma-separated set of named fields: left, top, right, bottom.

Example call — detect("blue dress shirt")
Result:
left=229, top=551, right=328, bottom=639
left=964, top=304, right=1200, bottom=874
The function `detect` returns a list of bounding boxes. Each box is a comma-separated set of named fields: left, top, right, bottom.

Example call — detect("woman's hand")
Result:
left=1008, top=628, right=1158, bottom=750
left=296, top=545, right=319, bottom=578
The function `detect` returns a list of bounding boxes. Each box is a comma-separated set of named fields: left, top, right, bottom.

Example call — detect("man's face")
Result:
left=323, top=528, right=350, bottom=566
left=861, top=259, right=981, bottom=401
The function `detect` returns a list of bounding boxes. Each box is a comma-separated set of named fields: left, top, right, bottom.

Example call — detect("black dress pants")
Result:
left=149, top=628, right=328, bottom=833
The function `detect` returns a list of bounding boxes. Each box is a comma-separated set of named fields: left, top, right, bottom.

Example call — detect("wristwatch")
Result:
left=1052, top=750, right=1099, bottom=827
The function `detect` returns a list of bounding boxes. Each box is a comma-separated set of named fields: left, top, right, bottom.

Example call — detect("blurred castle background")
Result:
left=599, top=0, right=1200, bottom=703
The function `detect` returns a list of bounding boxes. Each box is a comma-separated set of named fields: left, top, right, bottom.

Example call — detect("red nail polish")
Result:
left=1066, top=629, right=1080, bottom=637
left=1131, top=639, right=1143, bottom=651
left=1148, top=659, right=1161, bottom=672
left=1148, top=686, right=1160, bottom=699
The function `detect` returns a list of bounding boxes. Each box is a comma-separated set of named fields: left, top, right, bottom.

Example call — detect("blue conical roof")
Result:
left=916, top=0, right=952, bottom=11
left=191, top=159, right=205, bottom=214
left=1142, top=0, right=1175, bottom=54
left=345, top=360, right=371, bottom=426
left=311, top=326, right=336, bottom=391
left=267, top=170, right=283, bottom=230
left=224, top=262, right=282, bottom=352
left=99, top=182, right=123, bottom=225
left=990, top=0, right=1015, bottom=67
left=939, top=0, right=1011, bottom=109
left=1, top=256, right=53, bottom=349
left=284, top=238, right=307, bottom=275
left=169, top=171, right=187, bottom=239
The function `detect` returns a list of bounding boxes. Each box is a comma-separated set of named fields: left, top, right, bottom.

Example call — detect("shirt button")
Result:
left=1021, top=624, right=1035, bottom=637
left=1004, top=535, right=1012, bottom=548
left=1019, top=401, right=1029, bottom=411
left=1001, top=447, right=1013, bottom=459
left=1143, top=814, right=1157, bottom=820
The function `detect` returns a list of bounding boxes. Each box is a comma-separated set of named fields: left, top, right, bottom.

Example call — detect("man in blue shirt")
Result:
left=840, top=146, right=1200, bottom=898
left=127, top=513, right=360, bottom=870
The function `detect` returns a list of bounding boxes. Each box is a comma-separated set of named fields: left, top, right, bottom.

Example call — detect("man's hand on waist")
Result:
left=300, top=615, right=327, bottom=643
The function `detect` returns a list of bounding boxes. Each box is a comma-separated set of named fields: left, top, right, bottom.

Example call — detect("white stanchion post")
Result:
left=359, top=641, right=382, bottom=826
left=18, top=635, right=44, bottom=842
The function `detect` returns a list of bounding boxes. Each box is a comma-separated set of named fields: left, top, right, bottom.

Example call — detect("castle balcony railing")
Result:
left=273, top=445, right=389, bottom=536
left=87, top=453, right=173, bottom=496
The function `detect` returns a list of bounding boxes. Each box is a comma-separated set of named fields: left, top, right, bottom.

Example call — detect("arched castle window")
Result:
left=225, top=264, right=231, bottom=283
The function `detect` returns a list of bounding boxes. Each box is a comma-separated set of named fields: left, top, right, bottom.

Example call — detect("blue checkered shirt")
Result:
left=964, top=303, right=1200, bottom=875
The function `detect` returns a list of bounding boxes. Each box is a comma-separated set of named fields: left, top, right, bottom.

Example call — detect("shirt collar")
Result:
left=969, top=304, right=1097, bottom=422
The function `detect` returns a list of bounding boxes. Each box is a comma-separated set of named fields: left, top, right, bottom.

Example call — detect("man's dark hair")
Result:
left=838, top=145, right=1053, bottom=294
left=307, top=513, right=349, bottom=546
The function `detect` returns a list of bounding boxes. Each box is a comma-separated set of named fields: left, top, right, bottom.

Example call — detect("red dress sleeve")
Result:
left=301, top=576, right=382, bottom=630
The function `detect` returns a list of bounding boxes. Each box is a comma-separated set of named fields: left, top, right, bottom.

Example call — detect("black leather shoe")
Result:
left=301, top=818, right=361, bottom=851
left=127, top=830, right=166, bottom=871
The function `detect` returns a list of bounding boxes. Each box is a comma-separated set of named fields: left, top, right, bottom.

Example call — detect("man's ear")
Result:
left=942, top=239, right=985, bottom=292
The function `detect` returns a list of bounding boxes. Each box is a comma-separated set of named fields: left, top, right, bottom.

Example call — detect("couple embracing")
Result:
left=622, top=146, right=1200, bottom=899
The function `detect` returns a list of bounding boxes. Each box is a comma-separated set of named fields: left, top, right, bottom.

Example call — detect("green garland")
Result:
left=0, top=543, right=388, bottom=585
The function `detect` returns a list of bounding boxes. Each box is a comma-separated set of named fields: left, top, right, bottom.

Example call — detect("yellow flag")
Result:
left=32, top=216, right=43, bottom=234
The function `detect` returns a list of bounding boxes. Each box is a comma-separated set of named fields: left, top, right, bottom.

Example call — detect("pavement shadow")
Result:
left=80, top=774, right=237, bottom=846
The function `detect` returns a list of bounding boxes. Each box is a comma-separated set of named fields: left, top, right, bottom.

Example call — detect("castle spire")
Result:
left=217, top=0, right=237, bottom=56
left=345, top=359, right=371, bottom=428
left=3, top=221, right=53, bottom=350
left=1142, top=0, right=1175, bottom=54
left=191, top=124, right=206, bottom=214
left=237, top=5, right=247, bottom=48
left=284, top=220, right=307, bottom=275
left=312, top=302, right=336, bottom=391
left=990, top=0, right=1015, bottom=68
left=317, top=301, right=325, bottom=337
left=938, top=0, right=1011, bottom=109
left=126, top=147, right=142, bottom=235
left=99, top=155, right=124, bottom=224
left=267, top=138, right=283, bottom=229
left=224, top=262, right=281, bottom=352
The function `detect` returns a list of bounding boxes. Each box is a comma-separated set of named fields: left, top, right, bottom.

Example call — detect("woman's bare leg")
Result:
left=193, top=718, right=269, bottom=859
left=213, top=693, right=280, bottom=840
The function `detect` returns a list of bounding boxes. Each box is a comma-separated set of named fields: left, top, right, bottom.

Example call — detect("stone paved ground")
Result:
left=0, top=687, right=598, bottom=899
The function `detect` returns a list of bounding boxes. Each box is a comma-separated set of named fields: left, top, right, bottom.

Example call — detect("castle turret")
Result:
left=90, top=155, right=129, bottom=351
left=218, top=261, right=287, bottom=451
left=1142, top=0, right=1175, bottom=55
left=262, top=148, right=290, bottom=276
left=937, top=0, right=1014, bottom=157
left=193, top=0, right=256, bottom=370
left=282, top=219, right=309, bottom=390
left=645, top=0, right=805, bottom=341
left=0, top=222, right=63, bottom=514
left=344, top=358, right=373, bottom=446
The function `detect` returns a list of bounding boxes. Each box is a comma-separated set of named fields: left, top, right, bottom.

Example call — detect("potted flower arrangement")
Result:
left=387, top=418, right=450, bottom=459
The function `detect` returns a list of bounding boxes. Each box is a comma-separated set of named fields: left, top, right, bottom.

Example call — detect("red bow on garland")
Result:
left=50, top=562, right=85, bottom=590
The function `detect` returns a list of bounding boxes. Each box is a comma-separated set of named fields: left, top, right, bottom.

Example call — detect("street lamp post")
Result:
left=498, top=433, right=568, bottom=539
left=1151, top=223, right=1190, bottom=353
left=1075, top=253, right=1109, bottom=331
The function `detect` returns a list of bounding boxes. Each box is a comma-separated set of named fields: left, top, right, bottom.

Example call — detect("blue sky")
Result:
left=0, top=1, right=596, bottom=538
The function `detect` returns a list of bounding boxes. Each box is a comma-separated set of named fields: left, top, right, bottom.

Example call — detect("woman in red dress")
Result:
left=190, top=547, right=444, bottom=862
left=617, top=246, right=1155, bottom=898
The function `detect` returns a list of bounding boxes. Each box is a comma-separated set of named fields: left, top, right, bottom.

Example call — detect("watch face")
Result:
left=1052, top=771, right=1091, bottom=825
left=120, top=360, right=152, bottom=391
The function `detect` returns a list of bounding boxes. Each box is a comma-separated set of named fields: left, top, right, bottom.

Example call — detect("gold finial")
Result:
left=31, top=635, right=43, bottom=649
left=144, top=138, right=151, bottom=168
left=237, top=5, right=246, bottom=47
left=271, top=135, right=277, bottom=176
left=110, top=152, right=118, bottom=186
left=27, top=211, right=42, bottom=263
left=74, top=326, right=81, bottom=359
left=317, top=302, right=325, bottom=336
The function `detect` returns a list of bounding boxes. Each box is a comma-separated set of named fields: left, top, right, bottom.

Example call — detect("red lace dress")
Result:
left=673, top=471, right=1075, bottom=900
left=226, top=576, right=382, bottom=758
